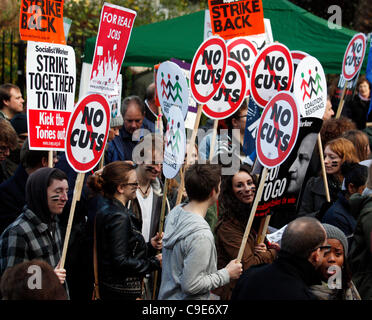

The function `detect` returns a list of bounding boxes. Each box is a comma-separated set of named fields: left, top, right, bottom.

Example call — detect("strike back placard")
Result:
left=20, top=0, right=66, bottom=44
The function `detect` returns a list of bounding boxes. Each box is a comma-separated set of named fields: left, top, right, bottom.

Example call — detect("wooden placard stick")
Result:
left=335, top=81, right=348, bottom=119
left=48, top=150, right=54, bottom=168
left=256, top=215, right=272, bottom=244
left=209, top=119, right=219, bottom=161
left=157, top=106, right=163, bottom=135
left=237, top=167, right=268, bottom=262
left=317, top=134, right=331, bottom=202
left=175, top=104, right=203, bottom=205
left=98, top=152, right=105, bottom=170
left=59, top=172, right=85, bottom=268
left=187, top=104, right=203, bottom=165
left=152, top=178, right=169, bottom=299
left=175, top=165, right=185, bottom=206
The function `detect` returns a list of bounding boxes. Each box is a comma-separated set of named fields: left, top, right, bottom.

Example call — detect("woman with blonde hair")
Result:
left=298, top=137, right=360, bottom=219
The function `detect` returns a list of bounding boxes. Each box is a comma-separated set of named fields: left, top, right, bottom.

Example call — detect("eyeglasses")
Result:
left=313, top=245, right=332, bottom=253
left=122, top=182, right=139, bottom=187
left=236, top=114, right=248, bottom=118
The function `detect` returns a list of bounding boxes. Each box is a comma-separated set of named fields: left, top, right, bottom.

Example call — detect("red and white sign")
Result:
left=227, top=37, right=257, bottom=96
left=65, top=94, right=110, bottom=173
left=89, top=4, right=136, bottom=95
left=250, top=43, right=293, bottom=108
left=256, top=92, right=300, bottom=168
left=204, top=58, right=247, bottom=119
left=26, top=41, right=76, bottom=151
left=342, top=33, right=367, bottom=81
left=190, top=36, right=227, bottom=104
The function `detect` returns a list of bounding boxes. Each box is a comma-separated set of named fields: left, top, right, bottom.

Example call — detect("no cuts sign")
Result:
left=256, top=92, right=300, bottom=168
left=250, top=43, right=293, bottom=108
left=342, top=33, right=367, bottom=81
left=65, top=94, right=110, bottom=173
left=190, top=36, right=228, bottom=104
left=227, top=37, right=258, bottom=96
left=203, top=58, right=247, bottom=119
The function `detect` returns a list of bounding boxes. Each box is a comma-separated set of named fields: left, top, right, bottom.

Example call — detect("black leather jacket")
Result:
left=95, top=197, right=160, bottom=286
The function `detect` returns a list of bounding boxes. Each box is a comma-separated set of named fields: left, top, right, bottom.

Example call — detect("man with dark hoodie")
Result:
left=0, top=167, right=68, bottom=285
left=158, top=163, right=243, bottom=300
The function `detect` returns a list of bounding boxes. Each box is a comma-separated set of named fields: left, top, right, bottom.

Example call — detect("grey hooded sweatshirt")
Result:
left=158, top=204, right=230, bottom=300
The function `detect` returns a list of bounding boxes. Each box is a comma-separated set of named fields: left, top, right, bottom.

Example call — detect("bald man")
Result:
left=232, top=217, right=329, bottom=300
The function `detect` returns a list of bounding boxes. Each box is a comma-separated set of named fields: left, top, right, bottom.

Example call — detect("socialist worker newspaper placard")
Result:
left=208, top=0, right=265, bottom=40
left=26, top=41, right=76, bottom=150
left=89, top=3, right=136, bottom=95
left=19, top=0, right=66, bottom=44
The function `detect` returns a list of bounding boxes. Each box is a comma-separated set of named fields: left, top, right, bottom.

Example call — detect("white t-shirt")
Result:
left=136, top=187, right=154, bottom=242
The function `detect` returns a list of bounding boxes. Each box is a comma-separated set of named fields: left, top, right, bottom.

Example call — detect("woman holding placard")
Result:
left=214, top=164, right=277, bottom=300
left=298, top=138, right=360, bottom=220
left=87, top=161, right=162, bottom=300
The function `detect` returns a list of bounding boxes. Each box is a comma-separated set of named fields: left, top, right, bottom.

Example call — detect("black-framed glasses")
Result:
left=122, top=182, right=139, bottom=187
left=236, top=114, right=248, bottom=118
left=313, top=245, right=331, bottom=253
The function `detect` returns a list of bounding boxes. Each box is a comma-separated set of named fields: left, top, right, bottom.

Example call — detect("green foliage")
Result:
left=63, top=0, right=208, bottom=39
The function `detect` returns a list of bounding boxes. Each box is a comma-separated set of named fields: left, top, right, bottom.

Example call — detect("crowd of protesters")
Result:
left=0, top=77, right=372, bottom=302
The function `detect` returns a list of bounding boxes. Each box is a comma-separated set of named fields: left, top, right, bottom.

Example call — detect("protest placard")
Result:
left=254, top=117, right=323, bottom=220
left=342, top=33, right=367, bottom=81
left=89, top=3, right=136, bottom=95
left=204, top=58, right=247, bottom=119
left=227, top=37, right=258, bottom=96
left=19, top=0, right=66, bottom=44
left=293, top=56, right=327, bottom=119
left=156, top=61, right=189, bottom=120
left=250, top=43, right=293, bottom=108
left=256, top=92, right=300, bottom=168
left=26, top=41, right=75, bottom=150
left=163, top=108, right=186, bottom=179
left=190, top=36, right=228, bottom=104
left=65, top=94, right=110, bottom=173
left=208, top=0, right=265, bottom=40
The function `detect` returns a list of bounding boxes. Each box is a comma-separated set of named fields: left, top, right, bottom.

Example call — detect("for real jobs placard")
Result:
left=89, top=3, right=136, bottom=95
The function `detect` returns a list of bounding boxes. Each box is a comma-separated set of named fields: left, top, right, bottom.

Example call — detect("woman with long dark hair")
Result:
left=214, top=164, right=277, bottom=300
left=87, top=161, right=162, bottom=300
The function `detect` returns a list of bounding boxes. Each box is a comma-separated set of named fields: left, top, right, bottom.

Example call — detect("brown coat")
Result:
left=214, top=217, right=277, bottom=300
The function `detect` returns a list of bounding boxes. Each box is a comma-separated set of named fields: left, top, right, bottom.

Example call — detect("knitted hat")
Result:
left=110, top=114, right=123, bottom=128
left=322, top=223, right=348, bottom=256
left=10, top=113, right=27, bottom=135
